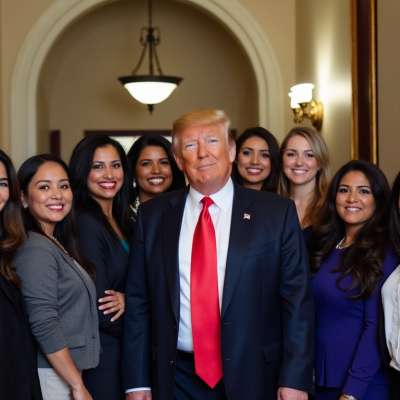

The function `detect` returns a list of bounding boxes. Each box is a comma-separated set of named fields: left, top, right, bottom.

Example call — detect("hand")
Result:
left=98, top=290, right=125, bottom=322
left=71, top=383, right=92, bottom=400
left=126, top=390, right=152, bottom=400
left=277, top=387, right=308, bottom=400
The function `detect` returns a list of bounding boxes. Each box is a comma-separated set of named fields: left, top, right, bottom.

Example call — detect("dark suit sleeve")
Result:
left=278, top=201, right=315, bottom=392
left=122, top=207, right=152, bottom=390
left=77, top=215, right=124, bottom=339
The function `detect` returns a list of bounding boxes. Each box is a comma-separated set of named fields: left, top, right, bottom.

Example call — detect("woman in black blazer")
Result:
left=0, top=149, right=42, bottom=400
left=69, top=135, right=134, bottom=400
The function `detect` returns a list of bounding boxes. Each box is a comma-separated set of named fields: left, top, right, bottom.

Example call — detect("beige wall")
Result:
left=4, top=0, right=396, bottom=182
left=0, top=0, right=53, bottom=151
left=295, top=0, right=352, bottom=176
left=2, top=0, right=296, bottom=164
left=237, top=0, right=297, bottom=135
left=39, top=0, right=259, bottom=161
left=377, top=1, right=400, bottom=185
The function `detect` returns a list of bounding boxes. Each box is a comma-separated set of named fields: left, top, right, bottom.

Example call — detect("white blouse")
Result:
left=382, top=264, right=400, bottom=371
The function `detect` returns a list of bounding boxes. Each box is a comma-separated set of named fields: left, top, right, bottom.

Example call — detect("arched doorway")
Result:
left=10, top=0, right=283, bottom=165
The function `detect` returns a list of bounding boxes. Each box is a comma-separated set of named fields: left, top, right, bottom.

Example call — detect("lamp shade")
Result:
left=118, top=75, right=182, bottom=105
left=288, top=92, right=300, bottom=109
left=289, top=83, right=314, bottom=104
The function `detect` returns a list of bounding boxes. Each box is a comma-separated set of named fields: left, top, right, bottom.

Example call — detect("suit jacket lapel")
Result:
left=162, top=188, right=188, bottom=324
left=58, top=250, right=97, bottom=301
left=221, top=184, right=255, bottom=317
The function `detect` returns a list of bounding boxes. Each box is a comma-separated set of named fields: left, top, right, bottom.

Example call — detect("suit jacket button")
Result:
left=169, top=360, right=174, bottom=365
left=11, top=330, right=18, bottom=335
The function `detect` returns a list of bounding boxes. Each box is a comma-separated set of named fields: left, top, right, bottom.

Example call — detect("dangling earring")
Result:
left=133, top=180, right=137, bottom=188
left=22, top=202, right=28, bottom=209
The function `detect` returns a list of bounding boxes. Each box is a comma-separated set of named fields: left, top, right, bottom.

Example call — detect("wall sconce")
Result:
left=288, top=83, right=323, bottom=130
left=118, top=0, right=183, bottom=113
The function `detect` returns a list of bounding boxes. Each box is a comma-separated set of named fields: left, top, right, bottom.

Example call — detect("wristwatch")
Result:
left=342, top=394, right=358, bottom=400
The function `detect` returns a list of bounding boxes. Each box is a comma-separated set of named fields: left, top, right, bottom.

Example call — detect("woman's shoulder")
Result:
left=76, top=212, right=121, bottom=252
left=77, top=211, right=98, bottom=223
left=19, top=232, right=65, bottom=260
left=23, top=231, right=52, bottom=249
left=77, top=211, right=106, bottom=232
left=15, top=232, right=63, bottom=276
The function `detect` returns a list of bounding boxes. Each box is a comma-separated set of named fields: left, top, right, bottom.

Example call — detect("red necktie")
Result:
left=191, top=197, right=223, bottom=388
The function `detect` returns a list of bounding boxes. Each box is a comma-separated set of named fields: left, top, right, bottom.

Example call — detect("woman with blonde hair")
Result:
left=280, top=126, right=330, bottom=237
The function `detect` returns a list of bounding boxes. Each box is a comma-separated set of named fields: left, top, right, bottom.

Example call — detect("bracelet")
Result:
left=342, top=394, right=359, bottom=400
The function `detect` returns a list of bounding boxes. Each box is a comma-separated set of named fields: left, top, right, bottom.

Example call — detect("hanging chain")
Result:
left=131, top=0, right=163, bottom=76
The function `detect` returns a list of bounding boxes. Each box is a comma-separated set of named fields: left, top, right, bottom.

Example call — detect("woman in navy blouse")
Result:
left=308, top=160, right=398, bottom=400
left=69, top=135, right=134, bottom=400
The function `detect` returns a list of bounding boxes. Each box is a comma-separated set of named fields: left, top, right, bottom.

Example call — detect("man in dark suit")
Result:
left=123, top=109, right=314, bottom=400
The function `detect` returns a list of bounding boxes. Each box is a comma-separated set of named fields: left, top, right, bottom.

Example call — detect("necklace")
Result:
left=51, top=236, right=73, bottom=260
left=131, top=196, right=140, bottom=217
left=336, top=237, right=351, bottom=249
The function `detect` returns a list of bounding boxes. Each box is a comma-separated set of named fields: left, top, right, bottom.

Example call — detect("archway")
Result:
left=10, top=0, right=283, bottom=165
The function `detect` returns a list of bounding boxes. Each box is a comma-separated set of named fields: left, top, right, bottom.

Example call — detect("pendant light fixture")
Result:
left=118, top=0, right=183, bottom=113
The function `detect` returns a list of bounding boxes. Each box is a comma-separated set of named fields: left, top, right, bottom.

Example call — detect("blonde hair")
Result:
left=171, top=109, right=233, bottom=152
left=280, top=126, right=331, bottom=227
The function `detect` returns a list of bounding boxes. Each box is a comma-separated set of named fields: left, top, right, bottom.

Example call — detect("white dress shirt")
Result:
left=382, top=264, right=400, bottom=371
left=177, top=178, right=233, bottom=351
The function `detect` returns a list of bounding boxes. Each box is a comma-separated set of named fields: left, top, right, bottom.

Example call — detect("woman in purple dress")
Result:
left=308, top=160, right=398, bottom=400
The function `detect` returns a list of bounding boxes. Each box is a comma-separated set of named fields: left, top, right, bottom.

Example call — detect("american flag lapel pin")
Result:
left=243, top=213, right=251, bottom=220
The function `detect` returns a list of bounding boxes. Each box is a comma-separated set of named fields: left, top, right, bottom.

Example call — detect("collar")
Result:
left=187, top=178, right=234, bottom=214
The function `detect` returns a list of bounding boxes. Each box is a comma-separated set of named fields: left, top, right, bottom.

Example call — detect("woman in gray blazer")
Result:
left=15, top=154, right=100, bottom=400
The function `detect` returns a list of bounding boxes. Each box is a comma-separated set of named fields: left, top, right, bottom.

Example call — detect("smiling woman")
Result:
left=69, top=135, right=134, bottom=400
left=308, top=160, right=398, bottom=400
left=232, top=126, right=280, bottom=193
left=21, top=161, right=73, bottom=237
left=15, top=154, right=99, bottom=400
left=127, top=135, right=186, bottom=218
left=280, top=127, right=331, bottom=235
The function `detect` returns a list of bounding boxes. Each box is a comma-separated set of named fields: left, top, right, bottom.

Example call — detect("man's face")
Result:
left=173, top=123, right=235, bottom=195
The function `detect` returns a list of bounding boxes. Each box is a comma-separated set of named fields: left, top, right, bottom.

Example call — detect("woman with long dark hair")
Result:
left=69, top=135, right=134, bottom=400
left=0, top=150, right=42, bottom=400
left=127, top=135, right=186, bottom=217
left=308, top=160, right=398, bottom=400
left=15, top=154, right=99, bottom=400
left=231, top=126, right=280, bottom=193
left=382, top=171, right=400, bottom=400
